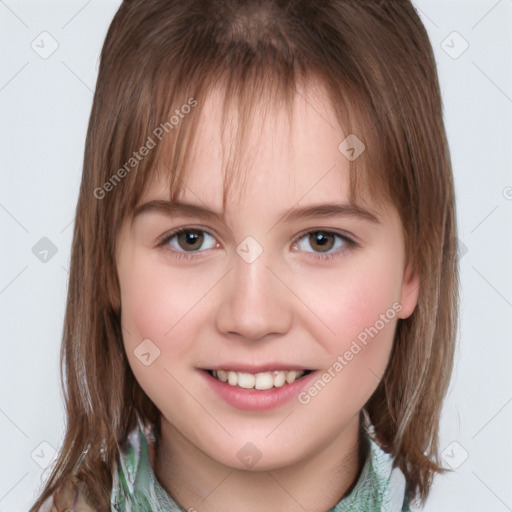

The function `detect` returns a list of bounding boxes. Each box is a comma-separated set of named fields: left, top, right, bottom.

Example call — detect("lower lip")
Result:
left=200, top=370, right=317, bottom=411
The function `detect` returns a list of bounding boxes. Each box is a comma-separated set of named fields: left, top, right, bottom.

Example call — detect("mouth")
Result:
left=205, top=369, right=313, bottom=390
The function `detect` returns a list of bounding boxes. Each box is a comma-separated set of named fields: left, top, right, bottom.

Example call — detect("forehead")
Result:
left=140, top=83, right=382, bottom=222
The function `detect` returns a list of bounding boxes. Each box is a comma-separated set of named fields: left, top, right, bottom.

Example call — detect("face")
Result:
left=116, top=84, right=419, bottom=472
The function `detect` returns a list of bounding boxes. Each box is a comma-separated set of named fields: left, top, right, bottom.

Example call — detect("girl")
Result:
left=31, top=0, right=459, bottom=511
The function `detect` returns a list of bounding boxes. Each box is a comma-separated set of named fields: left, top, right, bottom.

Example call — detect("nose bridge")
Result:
left=215, top=237, right=292, bottom=340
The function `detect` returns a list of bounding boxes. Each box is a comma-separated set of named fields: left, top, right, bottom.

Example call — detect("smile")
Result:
left=206, top=369, right=312, bottom=390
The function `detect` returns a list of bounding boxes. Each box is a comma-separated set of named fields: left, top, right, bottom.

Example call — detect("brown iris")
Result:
left=307, top=231, right=335, bottom=253
left=176, top=229, right=204, bottom=251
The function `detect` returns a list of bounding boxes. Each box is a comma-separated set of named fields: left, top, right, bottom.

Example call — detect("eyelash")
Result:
left=155, top=227, right=358, bottom=262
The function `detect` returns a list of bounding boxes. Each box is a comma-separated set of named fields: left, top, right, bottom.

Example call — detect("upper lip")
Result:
left=200, top=364, right=313, bottom=373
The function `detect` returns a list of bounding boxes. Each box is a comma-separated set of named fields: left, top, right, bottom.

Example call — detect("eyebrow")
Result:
left=132, top=200, right=380, bottom=225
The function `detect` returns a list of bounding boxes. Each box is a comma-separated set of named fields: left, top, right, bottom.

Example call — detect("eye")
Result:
left=292, top=230, right=357, bottom=261
left=157, top=227, right=218, bottom=260
left=156, top=227, right=357, bottom=262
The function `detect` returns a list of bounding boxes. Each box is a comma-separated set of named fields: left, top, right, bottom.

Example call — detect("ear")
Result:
left=397, top=262, right=420, bottom=319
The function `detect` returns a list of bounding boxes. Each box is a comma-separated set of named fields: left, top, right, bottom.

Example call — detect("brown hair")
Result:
left=30, top=0, right=459, bottom=510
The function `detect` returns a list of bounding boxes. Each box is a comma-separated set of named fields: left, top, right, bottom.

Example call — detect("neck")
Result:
left=154, top=415, right=366, bottom=512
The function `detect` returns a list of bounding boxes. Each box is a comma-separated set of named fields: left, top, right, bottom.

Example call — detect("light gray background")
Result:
left=1, top=1, right=511, bottom=511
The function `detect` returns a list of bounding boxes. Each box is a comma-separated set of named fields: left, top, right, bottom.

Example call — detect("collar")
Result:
left=110, top=419, right=410, bottom=512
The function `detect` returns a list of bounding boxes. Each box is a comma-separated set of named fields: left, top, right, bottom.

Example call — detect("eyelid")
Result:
left=291, top=227, right=357, bottom=246
left=155, top=225, right=359, bottom=264
left=155, top=225, right=357, bottom=247
left=154, top=225, right=219, bottom=247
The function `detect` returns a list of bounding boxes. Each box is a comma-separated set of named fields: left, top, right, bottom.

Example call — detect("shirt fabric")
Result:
left=110, top=418, right=412, bottom=512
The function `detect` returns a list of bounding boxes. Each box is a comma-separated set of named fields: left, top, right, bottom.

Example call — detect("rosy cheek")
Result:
left=120, top=261, right=176, bottom=344
left=301, top=256, right=401, bottom=376
left=343, top=275, right=401, bottom=371
left=120, top=258, right=210, bottom=369
left=119, top=263, right=195, bottom=402
left=304, top=256, right=400, bottom=335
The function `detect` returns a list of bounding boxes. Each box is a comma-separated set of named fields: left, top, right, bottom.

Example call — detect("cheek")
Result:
left=121, top=248, right=197, bottom=326
left=118, top=257, right=208, bottom=418
left=296, top=274, right=400, bottom=415
left=301, top=247, right=402, bottom=338
left=121, top=267, right=169, bottom=342
left=118, top=256, right=205, bottom=366
left=293, top=247, right=403, bottom=402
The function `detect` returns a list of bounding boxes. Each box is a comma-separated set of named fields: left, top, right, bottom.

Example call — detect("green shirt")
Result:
left=111, top=421, right=411, bottom=512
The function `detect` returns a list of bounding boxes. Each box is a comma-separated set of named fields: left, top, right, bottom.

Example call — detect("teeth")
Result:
left=273, top=372, right=286, bottom=387
left=212, top=370, right=307, bottom=390
left=238, top=372, right=255, bottom=389
left=228, top=371, right=237, bottom=386
left=255, top=372, right=274, bottom=390
left=216, top=369, right=228, bottom=382
left=286, top=372, right=297, bottom=384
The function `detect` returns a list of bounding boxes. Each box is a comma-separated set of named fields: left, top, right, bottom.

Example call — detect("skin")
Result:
left=116, top=83, right=420, bottom=512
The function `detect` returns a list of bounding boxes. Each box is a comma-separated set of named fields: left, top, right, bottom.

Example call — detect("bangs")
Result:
left=87, top=0, right=431, bottom=271
left=112, top=67, right=389, bottom=229
left=91, top=4, right=398, bottom=243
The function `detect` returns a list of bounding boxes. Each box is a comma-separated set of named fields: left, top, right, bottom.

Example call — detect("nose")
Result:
left=215, top=247, right=293, bottom=341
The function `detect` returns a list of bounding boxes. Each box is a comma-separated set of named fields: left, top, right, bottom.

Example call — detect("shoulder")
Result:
left=36, top=478, right=99, bottom=512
